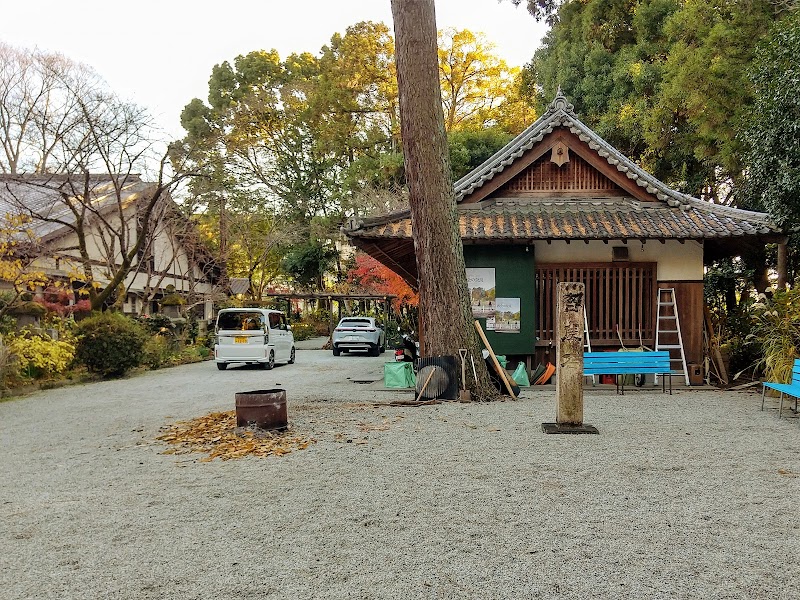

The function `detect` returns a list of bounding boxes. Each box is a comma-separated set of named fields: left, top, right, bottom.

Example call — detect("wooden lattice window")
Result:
left=501, top=154, right=619, bottom=196
left=535, top=262, right=655, bottom=345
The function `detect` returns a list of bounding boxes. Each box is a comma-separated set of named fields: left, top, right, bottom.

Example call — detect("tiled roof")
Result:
left=352, top=197, right=778, bottom=242
left=348, top=91, right=780, bottom=244
left=0, top=175, right=152, bottom=242
left=454, top=91, right=695, bottom=207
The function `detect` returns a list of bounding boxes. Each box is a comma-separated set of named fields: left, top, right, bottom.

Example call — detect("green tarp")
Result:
left=384, top=362, right=416, bottom=388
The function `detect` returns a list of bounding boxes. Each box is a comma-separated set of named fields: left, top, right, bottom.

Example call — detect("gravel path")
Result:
left=1, top=350, right=798, bottom=599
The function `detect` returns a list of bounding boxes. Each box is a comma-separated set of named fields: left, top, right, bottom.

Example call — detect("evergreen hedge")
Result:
left=75, top=312, right=147, bottom=378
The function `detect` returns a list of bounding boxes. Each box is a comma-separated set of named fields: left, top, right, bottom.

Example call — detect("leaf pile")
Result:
left=157, top=410, right=315, bottom=462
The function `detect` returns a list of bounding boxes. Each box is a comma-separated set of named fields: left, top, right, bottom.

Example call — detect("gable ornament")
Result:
left=550, top=141, right=570, bottom=167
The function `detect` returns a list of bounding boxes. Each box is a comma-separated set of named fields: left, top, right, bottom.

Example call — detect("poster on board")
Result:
left=493, top=297, right=521, bottom=333
left=466, top=267, right=496, bottom=317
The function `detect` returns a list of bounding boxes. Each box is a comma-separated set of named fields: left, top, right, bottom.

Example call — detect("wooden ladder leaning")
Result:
left=655, top=288, right=689, bottom=385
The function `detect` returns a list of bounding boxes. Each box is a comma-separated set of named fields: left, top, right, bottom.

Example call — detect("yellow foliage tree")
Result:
left=438, top=28, right=536, bottom=132
left=0, top=213, right=47, bottom=317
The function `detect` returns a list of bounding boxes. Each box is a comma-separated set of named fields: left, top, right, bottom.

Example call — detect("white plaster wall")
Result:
left=531, top=240, right=704, bottom=281
left=39, top=207, right=214, bottom=296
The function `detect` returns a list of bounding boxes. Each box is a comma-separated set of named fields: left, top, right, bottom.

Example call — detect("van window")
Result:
left=217, top=311, right=264, bottom=331
left=268, top=313, right=282, bottom=329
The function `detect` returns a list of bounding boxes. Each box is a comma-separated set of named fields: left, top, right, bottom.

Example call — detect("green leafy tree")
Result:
left=739, top=11, right=800, bottom=289
left=281, top=240, right=339, bottom=290
left=740, top=11, right=800, bottom=224
left=177, top=24, right=403, bottom=292
left=527, top=0, right=777, bottom=199
left=510, top=0, right=564, bottom=25
left=448, top=128, right=513, bottom=180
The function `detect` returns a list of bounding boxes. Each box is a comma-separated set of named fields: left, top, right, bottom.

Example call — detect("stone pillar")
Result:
left=556, top=282, right=585, bottom=425
left=542, top=282, right=598, bottom=434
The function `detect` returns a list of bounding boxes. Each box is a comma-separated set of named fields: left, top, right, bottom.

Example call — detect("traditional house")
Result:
left=345, top=92, right=784, bottom=380
left=0, top=174, right=218, bottom=318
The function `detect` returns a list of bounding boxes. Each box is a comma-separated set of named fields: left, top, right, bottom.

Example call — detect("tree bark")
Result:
left=777, top=242, right=788, bottom=291
left=391, top=0, right=497, bottom=400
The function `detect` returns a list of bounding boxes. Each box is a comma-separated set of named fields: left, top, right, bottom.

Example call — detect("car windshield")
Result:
left=217, top=311, right=264, bottom=331
left=340, top=319, right=371, bottom=327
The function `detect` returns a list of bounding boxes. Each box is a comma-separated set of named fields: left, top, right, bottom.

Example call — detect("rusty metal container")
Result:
left=235, top=389, right=287, bottom=430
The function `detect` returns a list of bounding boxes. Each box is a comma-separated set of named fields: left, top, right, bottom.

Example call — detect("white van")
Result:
left=214, top=308, right=295, bottom=370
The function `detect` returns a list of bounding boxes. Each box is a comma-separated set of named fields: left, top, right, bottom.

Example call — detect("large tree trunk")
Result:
left=777, top=242, right=788, bottom=291
left=391, top=0, right=497, bottom=400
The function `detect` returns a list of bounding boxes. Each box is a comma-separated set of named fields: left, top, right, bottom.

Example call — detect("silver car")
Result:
left=332, top=317, right=386, bottom=356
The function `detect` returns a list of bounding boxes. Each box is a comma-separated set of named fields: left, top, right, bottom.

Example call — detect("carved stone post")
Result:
left=556, top=283, right=585, bottom=424
left=542, top=282, right=598, bottom=434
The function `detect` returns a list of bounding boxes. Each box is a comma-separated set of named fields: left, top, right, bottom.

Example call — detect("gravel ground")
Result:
left=1, top=348, right=798, bottom=600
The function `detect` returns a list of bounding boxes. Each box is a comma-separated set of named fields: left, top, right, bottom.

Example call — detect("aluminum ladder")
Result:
left=654, top=288, right=689, bottom=385
left=584, top=304, right=595, bottom=384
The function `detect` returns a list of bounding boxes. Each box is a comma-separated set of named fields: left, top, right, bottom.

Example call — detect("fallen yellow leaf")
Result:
left=156, top=410, right=316, bottom=462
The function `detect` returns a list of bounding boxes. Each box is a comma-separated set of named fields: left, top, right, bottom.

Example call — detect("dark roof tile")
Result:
left=352, top=198, right=780, bottom=242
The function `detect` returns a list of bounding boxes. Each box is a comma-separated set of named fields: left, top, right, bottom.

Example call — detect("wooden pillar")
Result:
left=329, top=296, right=336, bottom=335
left=543, top=282, right=598, bottom=434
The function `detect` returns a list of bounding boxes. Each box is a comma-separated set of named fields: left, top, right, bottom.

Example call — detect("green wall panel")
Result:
left=464, top=245, right=536, bottom=355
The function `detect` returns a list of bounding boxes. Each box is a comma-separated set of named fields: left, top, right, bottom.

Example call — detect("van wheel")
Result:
left=265, top=351, right=275, bottom=370
left=288, top=347, right=296, bottom=364
left=216, top=363, right=227, bottom=370
left=333, top=347, right=341, bottom=356
left=369, top=345, right=380, bottom=357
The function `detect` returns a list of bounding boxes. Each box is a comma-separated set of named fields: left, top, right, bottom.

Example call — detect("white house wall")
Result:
left=531, top=240, right=704, bottom=281
left=32, top=206, right=213, bottom=296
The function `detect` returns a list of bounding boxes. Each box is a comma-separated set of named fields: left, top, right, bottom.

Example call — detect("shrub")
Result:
left=0, top=314, right=16, bottom=336
left=0, top=335, right=19, bottom=386
left=7, top=334, right=75, bottom=379
left=34, top=286, right=92, bottom=318
left=75, top=312, right=147, bottom=378
left=142, top=335, right=174, bottom=370
left=176, top=346, right=204, bottom=365
left=137, top=313, right=175, bottom=336
left=196, top=334, right=215, bottom=349
left=292, top=310, right=335, bottom=338
left=748, top=289, right=800, bottom=383
left=289, top=321, right=316, bottom=341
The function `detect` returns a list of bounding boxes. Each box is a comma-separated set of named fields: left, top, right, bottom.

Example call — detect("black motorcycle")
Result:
left=393, top=329, right=419, bottom=368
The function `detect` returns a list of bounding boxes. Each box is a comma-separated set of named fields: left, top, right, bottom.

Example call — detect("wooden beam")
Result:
left=475, top=320, right=517, bottom=399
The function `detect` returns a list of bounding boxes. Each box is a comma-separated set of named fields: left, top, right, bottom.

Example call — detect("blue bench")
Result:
left=761, top=358, right=800, bottom=418
left=584, top=351, right=673, bottom=395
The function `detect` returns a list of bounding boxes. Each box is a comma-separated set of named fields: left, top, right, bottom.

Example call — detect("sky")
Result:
left=0, top=0, right=549, bottom=140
